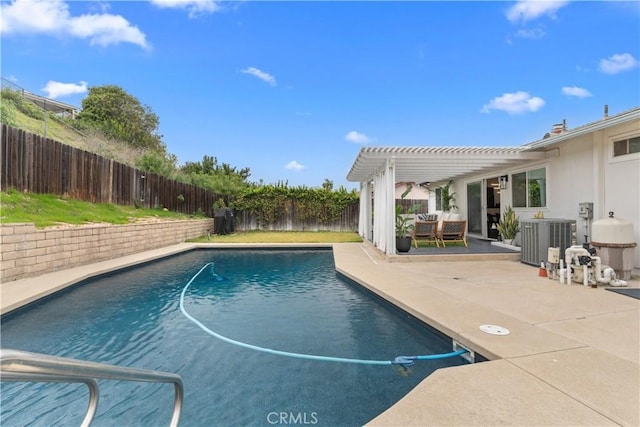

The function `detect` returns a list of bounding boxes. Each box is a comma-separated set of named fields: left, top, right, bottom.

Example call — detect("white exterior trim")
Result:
left=347, top=107, right=640, bottom=271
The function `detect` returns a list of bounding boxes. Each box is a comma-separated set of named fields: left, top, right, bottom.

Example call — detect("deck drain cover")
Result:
left=480, top=324, right=510, bottom=335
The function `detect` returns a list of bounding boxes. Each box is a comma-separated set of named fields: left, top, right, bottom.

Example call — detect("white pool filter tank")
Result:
left=591, top=212, right=637, bottom=280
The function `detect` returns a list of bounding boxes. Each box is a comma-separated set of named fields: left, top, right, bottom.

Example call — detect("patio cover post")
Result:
left=372, top=158, right=396, bottom=255
left=358, top=181, right=372, bottom=241
left=373, top=170, right=386, bottom=252
left=385, top=157, right=396, bottom=255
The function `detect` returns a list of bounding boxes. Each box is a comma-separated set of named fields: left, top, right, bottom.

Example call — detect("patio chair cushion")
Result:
left=417, top=213, right=439, bottom=221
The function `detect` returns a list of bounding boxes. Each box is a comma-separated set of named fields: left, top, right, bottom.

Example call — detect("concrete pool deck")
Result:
left=2, top=241, right=639, bottom=426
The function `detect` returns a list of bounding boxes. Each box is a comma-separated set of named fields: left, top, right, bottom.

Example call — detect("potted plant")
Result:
left=441, top=180, right=457, bottom=212
left=496, top=205, right=521, bottom=245
left=396, top=186, right=419, bottom=253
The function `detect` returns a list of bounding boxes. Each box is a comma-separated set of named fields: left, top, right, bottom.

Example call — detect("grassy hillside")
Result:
left=1, top=89, right=182, bottom=226
left=1, top=88, right=143, bottom=167
left=0, top=88, right=363, bottom=242
left=0, top=189, right=362, bottom=243
left=1, top=189, right=198, bottom=227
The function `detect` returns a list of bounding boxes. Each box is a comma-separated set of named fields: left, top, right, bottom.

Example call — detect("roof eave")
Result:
left=523, top=107, right=640, bottom=151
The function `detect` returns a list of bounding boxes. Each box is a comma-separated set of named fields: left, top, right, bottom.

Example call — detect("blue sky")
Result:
left=2, top=0, right=639, bottom=190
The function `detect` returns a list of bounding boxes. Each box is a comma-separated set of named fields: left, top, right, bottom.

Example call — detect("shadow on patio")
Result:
left=398, top=236, right=521, bottom=257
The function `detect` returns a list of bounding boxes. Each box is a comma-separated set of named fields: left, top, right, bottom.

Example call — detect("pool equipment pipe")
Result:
left=564, top=245, right=591, bottom=286
left=592, top=256, right=627, bottom=287
left=180, top=263, right=469, bottom=369
left=562, top=246, right=627, bottom=287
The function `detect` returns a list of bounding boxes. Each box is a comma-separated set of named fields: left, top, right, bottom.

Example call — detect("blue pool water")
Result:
left=1, top=249, right=467, bottom=426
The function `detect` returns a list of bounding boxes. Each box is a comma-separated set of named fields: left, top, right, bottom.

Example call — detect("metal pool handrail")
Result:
left=0, top=348, right=184, bottom=427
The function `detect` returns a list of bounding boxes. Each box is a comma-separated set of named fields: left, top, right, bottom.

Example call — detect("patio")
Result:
left=3, top=242, right=638, bottom=425
left=389, top=236, right=522, bottom=263
left=399, top=236, right=519, bottom=256
left=332, top=242, right=640, bottom=426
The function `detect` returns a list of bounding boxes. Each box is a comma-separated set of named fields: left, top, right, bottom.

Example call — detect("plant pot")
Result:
left=396, top=237, right=412, bottom=253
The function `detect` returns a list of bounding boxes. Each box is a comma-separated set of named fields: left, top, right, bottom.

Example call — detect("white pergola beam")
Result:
left=347, top=147, right=546, bottom=183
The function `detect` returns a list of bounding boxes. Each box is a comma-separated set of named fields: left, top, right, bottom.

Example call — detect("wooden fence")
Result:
left=1, top=125, right=220, bottom=216
left=0, top=125, right=360, bottom=231
left=234, top=200, right=359, bottom=232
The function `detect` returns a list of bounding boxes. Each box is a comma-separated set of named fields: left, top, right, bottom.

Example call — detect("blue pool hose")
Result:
left=179, top=263, right=468, bottom=368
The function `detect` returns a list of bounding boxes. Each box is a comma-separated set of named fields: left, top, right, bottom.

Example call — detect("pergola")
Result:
left=346, top=146, right=546, bottom=255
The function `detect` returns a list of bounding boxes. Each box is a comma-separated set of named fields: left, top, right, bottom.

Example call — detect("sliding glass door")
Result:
left=467, top=181, right=482, bottom=234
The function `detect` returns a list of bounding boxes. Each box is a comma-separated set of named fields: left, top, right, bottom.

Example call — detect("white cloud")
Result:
left=42, top=80, right=88, bottom=99
left=240, top=67, right=277, bottom=86
left=514, top=27, right=545, bottom=40
left=344, top=131, right=371, bottom=144
left=285, top=161, right=305, bottom=172
left=0, top=0, right=149, bottom=49
left=70, top=14, right=148, bottom=47
left=561, top=86, right=592, bottom=99
left=481, top=91, right=545, bottom=114
left=149, top=0, right=220, bottom=18
left=506, top=0, right=569, bottom=23
left=0, top=0, right=67, bottom=33
left=599, top=53, right=639, bottom=75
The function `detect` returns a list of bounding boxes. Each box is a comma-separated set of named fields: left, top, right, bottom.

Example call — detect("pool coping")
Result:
left=332, top=242, right=639, bottom=427
left=2, top=242, right=639, bottom=426
left=0, top=243, right=331, bottom=316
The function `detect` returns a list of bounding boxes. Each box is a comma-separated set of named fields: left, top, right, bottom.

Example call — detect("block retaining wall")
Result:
left=0, top=219, right=213, bottom=282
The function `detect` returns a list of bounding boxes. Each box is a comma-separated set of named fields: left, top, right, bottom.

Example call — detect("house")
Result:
left=394, top=181, right=430, bottom=200
left=22, top=91, right=79, bottom=119
left=347, top=106, right=639, bottom=277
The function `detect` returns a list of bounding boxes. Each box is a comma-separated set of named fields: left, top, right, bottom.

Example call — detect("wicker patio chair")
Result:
left=439, top=220, right=468, bottom=247
left=412, top=220, right=440, bottom=248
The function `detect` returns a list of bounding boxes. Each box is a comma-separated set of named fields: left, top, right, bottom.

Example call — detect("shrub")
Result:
left=496, top=205, right=520, bottom=244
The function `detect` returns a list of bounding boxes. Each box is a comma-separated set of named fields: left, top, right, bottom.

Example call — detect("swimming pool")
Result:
left=1, top=249, right=467, bottom=426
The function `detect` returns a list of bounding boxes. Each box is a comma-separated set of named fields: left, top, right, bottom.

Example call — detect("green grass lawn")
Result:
left=1, top=190, right=362, bottom=243
left=189, top=230, right=362, bottom=243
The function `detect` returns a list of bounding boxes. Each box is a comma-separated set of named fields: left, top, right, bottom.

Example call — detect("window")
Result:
left=613, top=136, right=640, bottom=157
left=512, top=167, right=546, bottom=208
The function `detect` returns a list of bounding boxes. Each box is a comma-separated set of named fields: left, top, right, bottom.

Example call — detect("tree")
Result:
left=181, top=155, right=216, bottom=175
left=322, top=179, right=333, bottom=191
left=179, top=155, right=252, bottom=205
left=135, top=151, right=178, bottom=178
left=441, top=180, right=457, bottom=212
left=180, top=155, right=251, bottom=180
left=77, top=85, right=165, bottom=152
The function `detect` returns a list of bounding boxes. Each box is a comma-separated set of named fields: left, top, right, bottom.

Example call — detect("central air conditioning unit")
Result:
left=521, top=219, right=576, bottom=266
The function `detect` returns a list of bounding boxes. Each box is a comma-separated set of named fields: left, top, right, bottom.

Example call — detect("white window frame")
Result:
left=610, top=131, right=640, bottom=164
left=511, top=166, right=547, bottom=208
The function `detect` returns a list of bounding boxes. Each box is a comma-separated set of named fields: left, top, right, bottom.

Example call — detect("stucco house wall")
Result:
left=603, top=123, right=640, bottom=226
left=450, top=118, right=639, bottom=274
left=348, top=106, right=638, bottom=262
left=394, top=182, right=430, bottom=200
